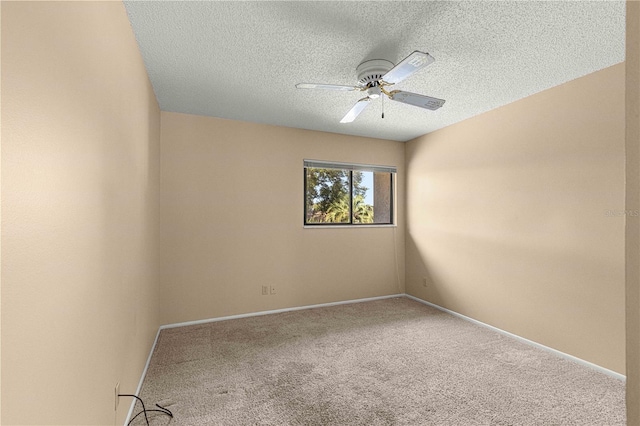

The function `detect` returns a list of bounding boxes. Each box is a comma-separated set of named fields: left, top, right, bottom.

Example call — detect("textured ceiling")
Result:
left=124, top=1, right=625, bottom=142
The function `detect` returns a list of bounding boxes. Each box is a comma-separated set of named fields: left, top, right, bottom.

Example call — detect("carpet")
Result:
left=130, top=297, right=625, bottom=425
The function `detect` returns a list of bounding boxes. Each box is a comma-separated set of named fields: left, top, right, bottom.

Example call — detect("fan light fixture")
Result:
left=296, top=51, right=445, bottom=123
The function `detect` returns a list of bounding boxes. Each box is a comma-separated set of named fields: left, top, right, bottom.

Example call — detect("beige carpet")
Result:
left=130, top=297, right=625, bottom=425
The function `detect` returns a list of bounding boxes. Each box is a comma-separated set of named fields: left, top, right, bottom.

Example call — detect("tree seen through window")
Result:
left=304, top=165, right=393, bottom=225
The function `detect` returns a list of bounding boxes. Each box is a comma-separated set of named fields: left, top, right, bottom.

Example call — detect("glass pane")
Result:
left=352, top=171, right=374, bottom=224
left=305, top=168, right=350, bottom=224
left=352, top=171, right=392, bottom=224
left=372, top=172, right=392, bottom=224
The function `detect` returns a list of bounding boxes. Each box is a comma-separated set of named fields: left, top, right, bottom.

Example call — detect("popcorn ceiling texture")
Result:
left=124, top=1, right=624, bottom=142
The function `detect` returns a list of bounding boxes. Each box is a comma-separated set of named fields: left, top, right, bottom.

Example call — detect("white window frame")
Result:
left=303, top=160, right=396, bottom=228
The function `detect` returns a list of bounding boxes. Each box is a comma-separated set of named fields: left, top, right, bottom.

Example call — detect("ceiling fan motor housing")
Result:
left=356, top=59, right=394, bottom=88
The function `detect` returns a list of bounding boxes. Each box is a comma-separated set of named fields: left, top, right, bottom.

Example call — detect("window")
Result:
left=304, top=160, right=395, bottom=226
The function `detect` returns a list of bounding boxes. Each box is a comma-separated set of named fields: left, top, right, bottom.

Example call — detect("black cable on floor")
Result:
left=118, top=393, right=173, bottom=426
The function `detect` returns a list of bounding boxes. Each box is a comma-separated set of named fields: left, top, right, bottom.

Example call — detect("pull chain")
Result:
left=382, top=93, right=385, bottom=119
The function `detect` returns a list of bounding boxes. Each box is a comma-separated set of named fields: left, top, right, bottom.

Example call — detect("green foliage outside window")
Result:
left=305, top=168, right=374, bottom=224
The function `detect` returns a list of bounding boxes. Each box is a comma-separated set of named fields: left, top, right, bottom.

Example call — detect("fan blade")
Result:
left=296, top=83, right=360, bottom=91
left=340, top=97, right=371, bottom=123
left=388, top=90, right=445, bottom=110
left=382, top=51, right=435, bottom=84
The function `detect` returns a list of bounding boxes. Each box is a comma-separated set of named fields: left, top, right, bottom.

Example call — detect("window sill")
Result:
left=303, top=224, right=397, bottom=229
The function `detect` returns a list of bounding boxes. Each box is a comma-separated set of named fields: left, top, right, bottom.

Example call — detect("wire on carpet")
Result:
left=118, top=393, right=173, bottom=426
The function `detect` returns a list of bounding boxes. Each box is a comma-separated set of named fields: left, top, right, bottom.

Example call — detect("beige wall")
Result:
left=405, top=64, right=626, bottom=374
left=626, top=1, right=640, bottom=423
left=1, top=2, right=161, bottom=425
left=160, top=112, right=405, bottom=325
left=2, top=1, right=635, bottom=424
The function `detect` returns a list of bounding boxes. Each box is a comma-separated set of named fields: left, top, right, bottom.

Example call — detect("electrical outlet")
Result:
left=270, top=285, right=276, bottom=295
left=115, top=382, right=120, bottom=411
left=262, top=285, right=269, bottom=295
left=422, top=277, right=428, bottom=287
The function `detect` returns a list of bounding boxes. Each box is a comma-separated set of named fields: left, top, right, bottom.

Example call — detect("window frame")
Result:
left=303, top=160, right=396, bottom=227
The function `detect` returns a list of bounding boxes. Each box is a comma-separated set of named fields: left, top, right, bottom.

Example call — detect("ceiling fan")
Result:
left=296, top=50, right=445, bottom=123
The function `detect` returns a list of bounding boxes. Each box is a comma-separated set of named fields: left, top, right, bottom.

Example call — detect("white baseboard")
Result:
left=126, top=292, right=624, bottom=424
left=159, top=293, right=405, bottom=330
left=124, top=327, right=162, bottom=425
left=404, top=294, right=626, bottom=382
